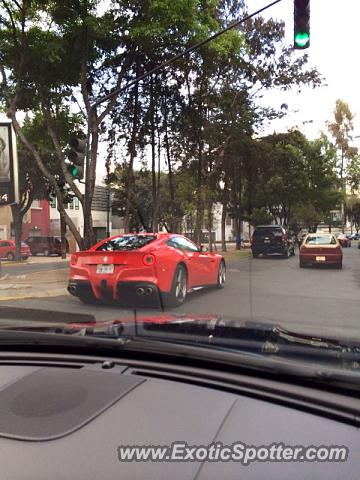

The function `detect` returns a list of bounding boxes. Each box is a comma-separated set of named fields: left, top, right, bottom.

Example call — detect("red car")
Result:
left=336, top=234, right=351, bottom=248
left=0, top=239, right=31, bottom=261
left=299, top=233, right=343, bottom=269
left=68, top=233, right=226, bottom=307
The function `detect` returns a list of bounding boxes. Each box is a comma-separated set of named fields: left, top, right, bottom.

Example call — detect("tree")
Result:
left=326, top=100, right=358, bottom=232
left=346, top=196, right=360, bottom=233
left=10, top=142, right=50, bottom=261
left=351, top=202, right=360, bottom=233
left=291, top=203, right=321, bottom=232
left=250, top=207, right=273, bottom=227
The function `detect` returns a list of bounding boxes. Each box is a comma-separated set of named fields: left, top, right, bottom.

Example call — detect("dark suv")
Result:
left=251, top=225, right=295, bottom=258
left=25, top=236, right=68, bottom=256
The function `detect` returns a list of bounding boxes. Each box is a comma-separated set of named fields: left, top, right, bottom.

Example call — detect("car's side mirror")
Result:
left=200, top=245, right=209, bottom=253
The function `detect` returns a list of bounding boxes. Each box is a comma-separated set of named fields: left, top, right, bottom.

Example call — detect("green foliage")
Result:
left=250, top=207, right=273, bottom=226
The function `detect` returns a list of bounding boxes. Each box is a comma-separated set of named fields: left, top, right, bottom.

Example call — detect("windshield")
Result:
left=0, top=0, right=360, bottom=385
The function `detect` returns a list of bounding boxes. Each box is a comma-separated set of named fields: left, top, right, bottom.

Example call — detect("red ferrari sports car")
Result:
left=68, top=233, right=226, bottom=307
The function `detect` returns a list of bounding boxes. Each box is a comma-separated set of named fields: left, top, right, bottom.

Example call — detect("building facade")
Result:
left=0, top=200, right=51, bottom=241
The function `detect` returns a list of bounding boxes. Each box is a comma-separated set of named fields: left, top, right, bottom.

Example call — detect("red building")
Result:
left=21, top=200, right=51, bottom=240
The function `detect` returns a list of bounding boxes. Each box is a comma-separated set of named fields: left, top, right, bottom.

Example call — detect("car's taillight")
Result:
left=70, top=254, right=78, bottom=266
left=143, top=254, right=156, bottom=266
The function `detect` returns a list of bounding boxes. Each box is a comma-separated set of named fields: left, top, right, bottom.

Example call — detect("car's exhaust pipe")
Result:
left=136, top=287, right=145, bottom=296
left=68, top=284, right=77, bottom=295
left=145, top=287, right=153, bottom=295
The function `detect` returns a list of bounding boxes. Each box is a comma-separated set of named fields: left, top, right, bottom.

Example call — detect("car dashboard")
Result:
left=0, top=351, right=358, bottom=479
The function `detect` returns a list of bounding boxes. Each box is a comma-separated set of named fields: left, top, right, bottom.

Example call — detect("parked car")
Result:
left=299, top=233, right=343, bottom=269
left=68, top=233, right=226, bottom=306
left=0, top=240, right=31, bottom=261
left=348, top=233, right=360, bottom=241
left=25, top=236, right=68, bottom=256
left=251, top=225, right=295, bottom=258
left=336, top=233, right=351, bottom=248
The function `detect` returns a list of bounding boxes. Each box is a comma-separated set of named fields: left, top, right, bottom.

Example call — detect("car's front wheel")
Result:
left=217, top=261, right=226, bottom=289
left=6, top=252, right=15, bottom=261
left=167, top=265, right=188, bottom=307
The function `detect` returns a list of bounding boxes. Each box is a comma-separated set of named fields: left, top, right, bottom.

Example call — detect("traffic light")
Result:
left=294, top=0, right=310, bottom=50
left=66, top=135, right=86, bottom=180
left=0, top=122, right=19, bottom=206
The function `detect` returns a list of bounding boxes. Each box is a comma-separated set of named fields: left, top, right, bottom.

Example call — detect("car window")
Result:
left=253, top=227, right=282, bottom=237
left=168, top=237, right=199, bottom=252
left=305, top=235, right=336, bottom=245
left=96, top=235, right=157, bottom=251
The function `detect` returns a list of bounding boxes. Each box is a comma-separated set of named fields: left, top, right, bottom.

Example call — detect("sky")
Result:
left=249, top=0, right=360, bottom=141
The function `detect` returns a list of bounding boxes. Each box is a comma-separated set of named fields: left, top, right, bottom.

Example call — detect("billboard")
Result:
left=0, top=122, right=19, bottom=206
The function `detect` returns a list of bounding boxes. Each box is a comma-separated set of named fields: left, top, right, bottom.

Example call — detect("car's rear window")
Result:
left=305, top=235, right=336, bottom=245
left=21, top=242, right=28, bottom=247
left=253, top=227, right=283, bottom=237
left=96, top=235, right=157, bottom=251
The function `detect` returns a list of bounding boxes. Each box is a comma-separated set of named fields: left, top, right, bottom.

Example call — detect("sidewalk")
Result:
left=1, top=255, right=70, bottom=267
left=0, top=268, right=68, bottom=301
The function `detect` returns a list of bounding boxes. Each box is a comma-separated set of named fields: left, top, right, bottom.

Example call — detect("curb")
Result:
left=0, top=289, right=68, bottom=302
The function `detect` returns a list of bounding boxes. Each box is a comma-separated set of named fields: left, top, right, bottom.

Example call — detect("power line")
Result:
left=91, top=0, right=283, bottom=110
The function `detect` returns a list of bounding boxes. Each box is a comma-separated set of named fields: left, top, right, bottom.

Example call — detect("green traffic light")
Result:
left=66, top=163, right=81, bottom=179
left=294, top=32, right=310, bottom=48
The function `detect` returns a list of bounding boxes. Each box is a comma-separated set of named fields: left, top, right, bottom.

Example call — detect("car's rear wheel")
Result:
left=282, top=248, right=289, bottom=259
left=167, top=265, right=187, bottom=307
left=217, top=261, right=226, bottom=289
left=6, top=252, right=14, bottom=261
left=22, top=256, right=28, bottom=261
left=299, top=259, right=306, bottom=268
left=336, top=262, right=343, bottom=270
left=252, top=252, right=259, bottom=258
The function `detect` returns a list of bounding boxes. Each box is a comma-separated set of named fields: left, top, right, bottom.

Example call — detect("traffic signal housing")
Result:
left=294, top=0, right=310, bottom=50
left=66, top=136, right=86, bottom=180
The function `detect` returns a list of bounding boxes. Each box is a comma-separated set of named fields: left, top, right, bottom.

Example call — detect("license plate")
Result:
left=264, top=239, right=271, bottom=244
left=316, top=256, right=326, bottom=262
left=96, top=264, right=114, bottom=274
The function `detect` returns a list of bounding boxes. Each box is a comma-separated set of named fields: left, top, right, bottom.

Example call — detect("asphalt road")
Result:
left=1, top=245, right=360, bottom=338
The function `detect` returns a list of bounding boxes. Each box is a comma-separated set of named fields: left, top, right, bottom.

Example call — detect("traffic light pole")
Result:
left=83, top=0, right=283, bottom=246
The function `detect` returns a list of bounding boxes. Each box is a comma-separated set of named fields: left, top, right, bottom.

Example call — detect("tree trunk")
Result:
left=150, top=75, right=158, bottom=233
left=221, top=201, right=227, bottom=252
left=124, top=68, right=140, bottom=233
left=164, top=100, right=176, bottom=232
left=11, top=204, right=22, bottom=261
left=207, top=204, right=213, bottom=252
left=59, top=210, right=67, bottom=259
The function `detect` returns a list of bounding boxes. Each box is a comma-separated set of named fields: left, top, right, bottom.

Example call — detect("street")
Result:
left=0, top=245, right=359, bottom=339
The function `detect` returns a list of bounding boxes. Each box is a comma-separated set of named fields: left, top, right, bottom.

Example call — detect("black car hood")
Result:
left=0, top=307, right=359, bottom=367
